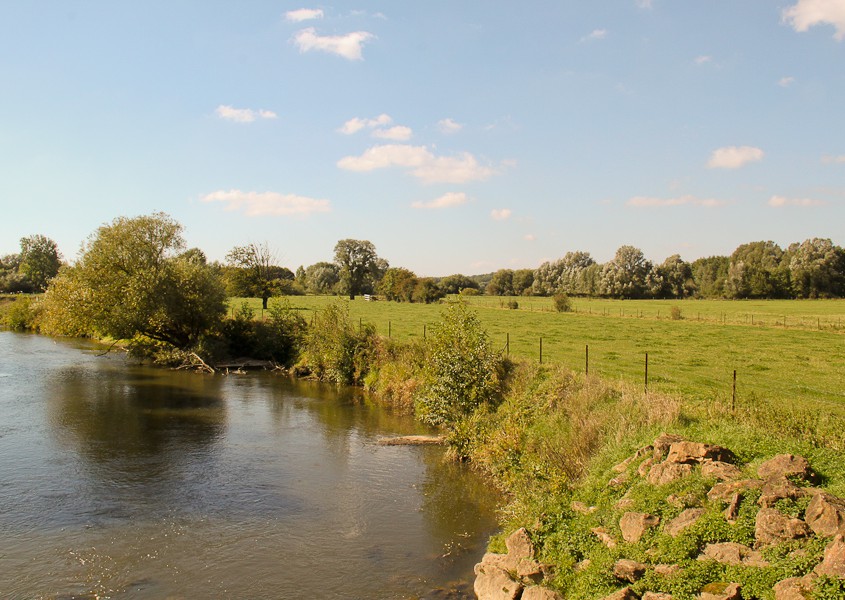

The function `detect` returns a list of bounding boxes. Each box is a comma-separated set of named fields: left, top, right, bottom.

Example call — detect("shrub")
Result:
left=415, top=302, right=501, bottom=428
left=460, top=287, right=480, bottom=296
left=1, top=296, right=39, bottom=331
left=670, top=306, right=683, bottom=320
left=299, top=301, right=377, bottom=385
left=507, top=300, right=519, bottom=310
left=553, top=293, right=573, bottom=312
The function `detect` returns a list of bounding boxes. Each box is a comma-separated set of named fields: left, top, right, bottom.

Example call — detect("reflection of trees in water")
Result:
left=47, top=362, right=227, bottom=483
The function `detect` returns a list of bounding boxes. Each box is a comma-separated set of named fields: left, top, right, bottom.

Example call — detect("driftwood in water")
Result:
left=377, top=435, right=445, bottom=446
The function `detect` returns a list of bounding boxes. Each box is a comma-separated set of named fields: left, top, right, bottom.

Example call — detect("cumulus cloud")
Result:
left=216, top=105, right=278, bottom=123
left=338, top=114, right=392, bottom=135
left=201, top=189, right=331, bottom=216
left=524, top=234, right=536, bottom=241
left=337, top=144, right=497, bottom=184
left=707, top=146, right=764, bottom=169
left=783, top=0, right=845, bottom=40
left=292, top=27, right=375, bottom=60
left=581, top=29, right=607, bottom=42
left=438, top=118, right=464, bottom=134
left=411, top=192, right=468, bottom=209
left=779, top=76, right=796, bottom=87
left=768, top=195, right=826, bottom=207
left=285, top=8, right=324, bottom=22
left=694, top=55, right=713, bottom=65
left=627, top=194, right=726, bottom=208
left=822, top=154, right=845, bottom=164
left=372, top=125, right=413, bottom=141
left=491, top=209, right=512, bottom=221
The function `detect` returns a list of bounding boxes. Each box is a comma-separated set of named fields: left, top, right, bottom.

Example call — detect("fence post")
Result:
left=732, top=369, right=737, bottom=412
left=539, top=337, right=543, bottom=364
left=585, top=344, right=589, bottom=376
left=506, top=332, right=510, bottom=357
left=644, top=352, right=649, bottom=394
left=388, top=321, right=391, bottom=338
left=423, top=324, right=426, bottom=339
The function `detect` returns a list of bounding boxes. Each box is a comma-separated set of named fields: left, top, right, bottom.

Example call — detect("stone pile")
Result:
left=473, top=434, right=845, bottom=599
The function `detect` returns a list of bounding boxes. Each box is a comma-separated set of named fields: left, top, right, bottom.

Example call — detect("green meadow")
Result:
left=232, top=295, right=845, bottom=413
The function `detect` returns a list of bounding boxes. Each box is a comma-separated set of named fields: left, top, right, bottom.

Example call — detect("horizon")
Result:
left=1, top=2, right=843, bottom=277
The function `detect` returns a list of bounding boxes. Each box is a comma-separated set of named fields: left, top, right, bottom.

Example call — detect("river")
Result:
left=0, top=332, right=500, bottom=599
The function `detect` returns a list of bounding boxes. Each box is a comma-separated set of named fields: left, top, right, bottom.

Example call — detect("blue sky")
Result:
left=1, top=1, right=843, bottom=276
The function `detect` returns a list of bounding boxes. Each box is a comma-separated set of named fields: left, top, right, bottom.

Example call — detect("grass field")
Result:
left=231, top=295, right=845, bottom=413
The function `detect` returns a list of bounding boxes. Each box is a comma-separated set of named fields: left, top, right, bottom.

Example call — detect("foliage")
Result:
left=599, top=246, right=655, bottom=299
left=553, top=293, right=573, bottom=312
left=413, top=277, right=445, bottom=304
left=220, top=299, right=306, bottom=364
left=487, top=269, right=514, bottom=296
left=299, top=301, right=378, bottom=385
left=1, top=295, right=39, bottom=330
left=18, top=234, right=62, bottom=292
left=304, top=261, right=341, bottom=294
left=690, top=256, right=730, bottom=298
left=460, top=287, right=481, bottom=296
left=40, top=213, right=227, bottom=353
left=379, top=267, right=418, bottom=301
left=512, top=269, right=535, bottom=296
left=333, top=239, right=387, bottom=300
left=506, top=300, right=519, bottom=310
left=415, top=302, right=501, bottom=427
left=533, top=251, right=597, bottom=296
left=658, top=254, right=696, bottom=299
left=726, top=241, right=789, bottom=299
left=225, top=242, right=288, bottom=309
left=786, top=238, right=845, bottom=298
left=439, top=274, right=479, bottom=295
left=670, top=305, right=683, bottom=320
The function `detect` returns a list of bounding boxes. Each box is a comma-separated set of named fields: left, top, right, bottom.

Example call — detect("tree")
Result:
left=599, top=246, right=652, bottom=298
left=226, top=242, right=282, bottom=309
left=486, top=269, right=514, bottom=296
left=305, top=261, right=341, bottom=294
left=438, top=274, right=479, bottom=295
left=726, top=241, right=789, bottom=299
left=690, top=256, right=729, bottom=298
left=532, top=251, right=596, bottom=296
left=379, top=267, right=418, bottom=302
left=412, top=278, right=445, bottom=304
left=333, top=239, right=386, bottom=300
left=786, top=238, right=845, bottom=298
left=19, top=234, right=61, bottom=292
left=657, top=254, right=695, bottom=299
left=40, top=213, right=226, bottom=351
left=0, top=253, right=30, bottom=293
left=512, top=269, right=535, bottom=296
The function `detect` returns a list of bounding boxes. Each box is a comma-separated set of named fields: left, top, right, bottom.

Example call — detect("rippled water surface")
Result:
left=0, top=332, right=500, bottom=599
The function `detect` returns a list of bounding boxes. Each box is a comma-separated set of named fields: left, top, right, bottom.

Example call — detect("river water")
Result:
left=0, top=332, right=501, bottom=599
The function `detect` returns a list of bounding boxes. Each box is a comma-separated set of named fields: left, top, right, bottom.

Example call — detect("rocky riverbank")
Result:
left=473, top=434, right=845, bottom=599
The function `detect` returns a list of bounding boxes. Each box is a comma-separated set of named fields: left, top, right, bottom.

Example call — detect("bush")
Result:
left=553, top=293, right=573, bottom=312
left=507, top=300, right=519, bottom=310
left=1, top=296, right=38, bottom=331
left=299, top=301, right=377, bottom=385
left=460, top=287, right=480, bottom=296
left=415, top=302, right=501, bottom=428
left=670, top=306, right=683, bottom=320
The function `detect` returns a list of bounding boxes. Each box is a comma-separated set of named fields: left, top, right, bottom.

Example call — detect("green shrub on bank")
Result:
left=1, top=295, right=40, bottom=331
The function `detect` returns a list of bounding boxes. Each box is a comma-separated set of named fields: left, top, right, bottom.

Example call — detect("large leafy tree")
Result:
left=786, top=238, right=845, bottom=298
left=333, top=239, right=386, bottom=299
left=726, top=241, right=789, bottom=299
left=41, top=213, right=226, bottom=350
left=19, top=234, right=62, bottom=292
left=533, top=251, right=597, bottom=296
left=600, top=245, right=653, bottom=299
left=225, top=242, right=286, bottom=309
left=304, top=261, right=340, bottom=294
left=690, top=256, right=730, bottom=298
left=657, top=254, right=695, bottom=299
left=379, top=267, right=418, bottom=302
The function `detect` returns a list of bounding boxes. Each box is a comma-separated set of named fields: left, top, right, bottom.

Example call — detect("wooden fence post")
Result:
left=732, top=370, right=737, bottom=412
left=585, top=344, right=589, bottom=376
left=539, top=337, right=543, bottom=364
left=644, top=352, right=649, bottom=394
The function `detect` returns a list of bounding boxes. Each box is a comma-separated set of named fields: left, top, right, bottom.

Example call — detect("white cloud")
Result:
left=822, top=154, right=845, bottom=164
left=438, top=118, right=464, bottom=134
left=491, top=209, right=512, bottom=221
left=627, top=195, right=726, bottom=208
left=694, top=55, right=712, bottom=65
left=636, top=0, right=653, bottom=9
left=337, top=144, right=497, bottom=184
left=411, top=192, right=468, bottom=209
left=292, top=27, right=375, bottom=60
left=201, top=189, right=331, bottom=216
left=524, top=234, right=536, bottom=241
left=581, top=29, right=607, bottom=42
left=338, top=114, right=393, bottom=134
left=215, top=105, right=278, bottom=123
left=707, top=146, right=764, bottom=169
left=372, top=125, right=413, bottom=141
left=768, top=195, right=826, bottom=207
left=779, top=76, right=796, bottom=87
left=783, top=0, right=845, bottom=40
left=285, top=8, right=324, bottom=22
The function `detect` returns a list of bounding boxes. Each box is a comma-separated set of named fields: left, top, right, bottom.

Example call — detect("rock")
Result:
left=701, top=460, right=743, bottom=481
left=516, top=558, right=547, bottom=584
left=647, top=462, right=694, bottom=485
left=616, top=497, right=637, bottom=510
left=707, top=479, right=762, bottom=503
left=805, top=491, right=845, bottom=537
left=601, top=587, right=639, bottom=600
left=613, top=446, right=652, bottom=473
left=609, top=472, right=630, bottom=487
left=724, top=492, right=742, bottom=524
left=591, top=527, right=617, bottom=548
left=522, top=587, right=564, bottom=600
left=665, top=508, right=705, bottom=537
left=815, top=534, right=845, bottom=578
left=667, top=441, right=735, bottom=465
left=575, top=558, right=591, bottom=571
left=476, top=553, right=509, bottom=573
left=620, top=512, right=660, bottom=543
left=700, top=542, right=769, bottom=567
left=758, top=477, right=806, bottom=508
left=653, top=433, right=685, bottom=461
left=654, top=564, right=681, bottom=577
left=473, top=564, right=523, bottom=600
left=613, top=559, right=647, bottom=583
left=757, top=454, right=818, bottom=484
left=773, top=573, right=817, bottom=600
left=505, top=528, right=535, bottom=561
left=571, top=501, right=597, bottom=515
left=699, top=582, right=741, bottom=600
left=755, top=508, right=811, bottom=546
left=638, top=457, right=656, bottom=477
left=643, top=594, right=673, bottom=600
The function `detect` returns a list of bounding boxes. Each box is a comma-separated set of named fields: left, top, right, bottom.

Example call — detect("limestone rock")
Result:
left=700, top=542, right=769, bottom=567
left=667, top=441, right=735, bottom=465
left=616, top=497, right=637, bottom=510
left=609, top=472, right=630, bottom=487
left=654, top=563, right=681, bottom=577
left=620, top=512, right=660, bottom=543
left=473, top=564, right=522, bottom=600
left=698, top=582, right=741, bottom=600
left=643, top=594, right=673, bottom=600
left=757, top=454, right=818, bottom=484
left=571, top=501, right=597, bottom=515
left=755, top=508, right=811, bottom=546
left=647, top=462, right=694, bottom=485
left=505, top=528, right=535, bottom=561
left=592, top=527, right=617, bottom=548
left=638, top=457, right=656, bottom=478
left=613, top=559, right=647, bottom=583
left=522, top=587, right=564, bottom=600
left=665, top=508, right=705, bottom=537
left=724, top=492, right=742, bottom=524
left=613, top=445, right=652, bottom=473
left=701, top=460, right=742, bottom=481
left=805, top=491, right=845, bottom=537
left=653, top=433, right=685, bottom=461
left=476, top=553, right=509, bottom=574
left=815, top=534, right=845, bottom=578
left=758, top=476, right=805, bottom=508
left=601, top=587, right=638, bottom=600
left=773, top=573, right=817, bottom=600
left=516, top=558, right=547, bottom=584
left=707, top=479, right=762, bottom=504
